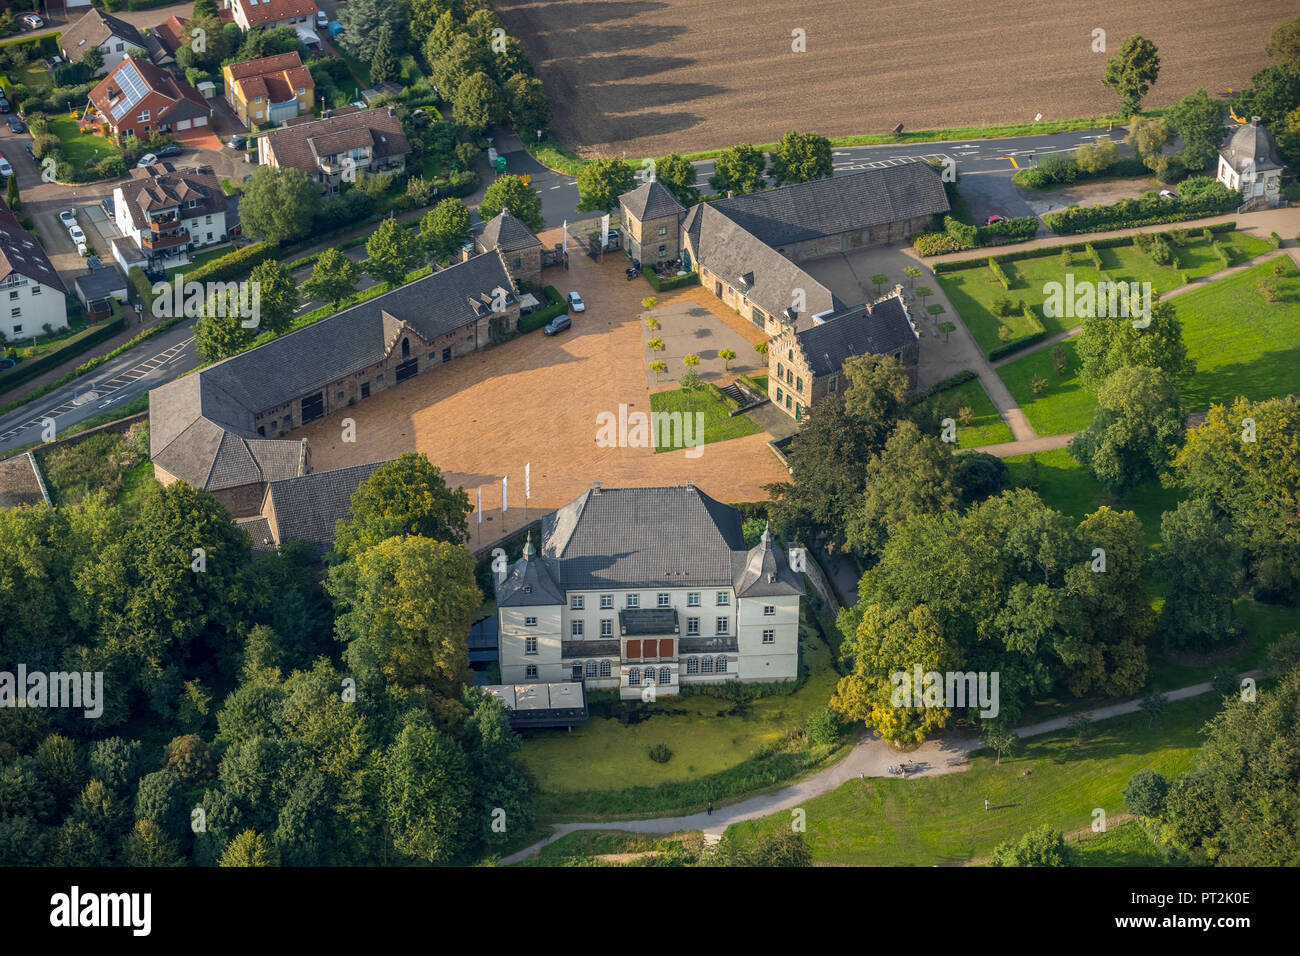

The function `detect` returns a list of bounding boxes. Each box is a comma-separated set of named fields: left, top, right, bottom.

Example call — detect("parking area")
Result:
left=297, top=226, right=791, bottom=516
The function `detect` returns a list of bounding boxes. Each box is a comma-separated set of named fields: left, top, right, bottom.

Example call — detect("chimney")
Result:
left=685, top=479, right=694, bottom=488
left=591, top=481, right=601, bottom=495
left=1251, top=116, right=1261, bottom=127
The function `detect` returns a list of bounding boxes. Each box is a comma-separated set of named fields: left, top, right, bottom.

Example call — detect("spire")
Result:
left=761, top=519, right=773, bottom=546
left=522, top=532, right=536, bottom=560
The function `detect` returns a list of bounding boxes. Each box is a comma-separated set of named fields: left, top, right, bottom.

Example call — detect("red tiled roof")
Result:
left=226, top=52, right=313, bottom=105
left=234, top=0, right=319, bottom=27
left=154, top=16, right=187, bottom=54
left=88, top=55, right=210, bottom=130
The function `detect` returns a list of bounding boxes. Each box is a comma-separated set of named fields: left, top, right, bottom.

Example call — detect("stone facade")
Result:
left=621, top=207, right=682, bottom=265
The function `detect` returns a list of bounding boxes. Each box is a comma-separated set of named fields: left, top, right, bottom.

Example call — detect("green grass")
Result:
left=1075, top=819, right=1177, bottom=866
left=648, top=385, right=760, bottom=452
left=935, top=232, right=1272, bottom=356
left=165, top=247, right=231, bottom=282
left=13, top=61, right=52, bottom=93
left=1171, top=256, right=1300, bottom=413
left=721, top=690, right=1219, bottom=865
left=47, top=114, right=121, bottom=170
left=916, top=378, right=1014, bottom=447
left=997, top=339, right=1095, bottom=436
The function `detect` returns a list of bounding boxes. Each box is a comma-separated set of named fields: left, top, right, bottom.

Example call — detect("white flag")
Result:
left=477, top=487, right=482, bottom=524
left=525, top=462, right=530, bottom=500
left=502, top=475, right=508, bottom=513
left=600, top=213, right=610, bottom=249
left=562, top=220, right=568, bottom=253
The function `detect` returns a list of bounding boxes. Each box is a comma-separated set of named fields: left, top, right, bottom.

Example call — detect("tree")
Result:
left=980, top=723, right=1020, bottom=765
left=1102, top=34, right=1161, bottom=116
left=330, top=536, right=481, bottom=698
left=461, top=687, right=534, bottom=849
left=369, top=25, right=398, bottom=85
left=365, top=217, right=422, bottom=288
left=767, top=130, right=833, bottom=185
left=1076, top=299, right=1193, bottom=388
left=1234, top=65, right=1300, bottom=128
left=575, top=157, right=637, bottom=213
left=653, top=153, right=699, bottom=207
left=381, top=720, right=475, bottom=863
left=682, top=353, right=700, bottom=368
left=1126, top=115, right=1173, bottom=174
left=419, top=197, right=471, bottom=264
left=937, top=320, right=956, bottom=342
left=338, top=0, right=402, bottom=62
left=451, top=71, right=504, bottom=133
left=903, top=265, right=921, bottom=289
left=845, top=420, right=957, bottom=559
left=1166, top=89, right=1228, bottom=171
left=187, top=12, right=228, bottom=69
left=194, top=291, right=249, bottom=362
left=503, top=72, right=550, bottom=136
left=646, top=336, right=664, bottom=353
left=1123, top=769, right=1168, bottom=819
left=330, top=453, right=472, bottom=562
left=953, top=451, right=1008, bottom=504
left=719, top=347, right=736, bottom=370
left=1266, top=13, right=1300, bottom=72
left=5, top=169, right=17, bottom=210
left=1167, top=397, right=1300, bottom=602
left=710, top=829, right=812, bottom=867
left=991, top=825, right=1076, bottom=866
left=915, top=285, right=933, bottom=309
left=1069, top=366, right=1184, bottom=494
left=301, top=248, right=359, bottom=310
left=478, top=174, right=544, bottom=232
left=1138, top=691, right=1168, bottom=727
left=247, top=259, right=296, bottom=335
left=429, top=32, right=488, bottom=100
left=708, top=144, right=766, bottom=194
left=1155, top=498, right=1242, bottom=651
left=648, top=359, right=667, bottom=383
left=220, top=829, right=280, bottom=866
left=238, top=165, right=318, bottom=244
left=122, top=819, right=185, bottom=866
left=842, top=352, right=911, bottom=424
left=1074, top=136, right=1118, bottom=174
left=870, top=273, right=889, bottom=296
left=133, top=771, right=187, bottom=842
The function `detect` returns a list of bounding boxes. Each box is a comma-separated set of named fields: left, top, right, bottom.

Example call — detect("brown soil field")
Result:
left=494, top=0, right=1295, bottom=158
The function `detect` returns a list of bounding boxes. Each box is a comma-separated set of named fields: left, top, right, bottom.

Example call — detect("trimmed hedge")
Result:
left=1042, top=188, right=1239, bottom=235
left=516, top=286, right=565, bottom=333
left=988, top=330, right=1048, bottom=362
left=913, top=231, right=962, bottom=256
left=987, top=258, right=1011, bottom=289
left=0, top=312, right=127, bottom=394
left=642, top=267, right=700, bottom=292
left=181, top=241, right=278, bottom=284
left=975, top=216, right=1039, bottom=246
left=1270, top=232, right=1283, bottom=249
left=908, top=368, right=978, bottom=406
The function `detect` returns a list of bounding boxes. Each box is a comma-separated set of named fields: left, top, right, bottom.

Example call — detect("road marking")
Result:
left=1009, top=157, right=1019, bottom=169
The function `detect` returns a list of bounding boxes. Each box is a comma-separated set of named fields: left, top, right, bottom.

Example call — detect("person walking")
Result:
left=706, top=802, right=713, bottom=815
left=984, top=798, right=989, bottom=812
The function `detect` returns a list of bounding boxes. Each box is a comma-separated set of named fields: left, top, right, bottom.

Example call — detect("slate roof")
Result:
left=263, top=107, right=409, bottom=175
left=795, top=290, right=918, bottom=377
left=264, top=460, right=387, bottom=552
left=1220, top=119, right=1284, bottom=174
left=706, top=163, right=949, bottom=247
left=59, top=8, right=148, bottom=63
left=151, top=413, right=305, bottom=491
left=683, top=202, right=839, bottom=324
left=478, top=210, right=542, bottom=254
left=619, top=608, right=680, bottom=636
left=235, top=515, right=277, bottom=553
left=117, top=164, right=224, bottom=231
left=732, top=524, right=803, bottom=598
left=620, top=180, right=686, bottom=221
left=0, top=200, right=67, bottom=294
left=497, top=535, right=566, bottom=608
left=541, top=485, right=746, bottom=590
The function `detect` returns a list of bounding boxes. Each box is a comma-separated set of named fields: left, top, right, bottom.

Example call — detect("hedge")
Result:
left=1270, top=232, right=1283, bottom=249
left=180, top=242, right=279, bottom=284
left=913, top=232, right=962, bottom=256
left=1042, top=189, right=1239, bottom=235
left=736, top=373, right=768, bottom=396
left=987, top=258, right=1011, bottom=289
left=908, top=368, right=978, bottom=406
left=128, top=267, right=158, bottom=315
left=516, top=286, right=565, bottom=333
left=988, top=330, right=1048, bottom=362
left=642, top=268, right=700, bottom=292
left=0, top=311, right=127, bottom=394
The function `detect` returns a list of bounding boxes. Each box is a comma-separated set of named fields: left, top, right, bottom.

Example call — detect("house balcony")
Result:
left=142, top=229, right=190, bottom=251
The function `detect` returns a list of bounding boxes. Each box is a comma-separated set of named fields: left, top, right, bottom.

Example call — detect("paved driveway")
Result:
left=639, top=299, right=767, bottom=390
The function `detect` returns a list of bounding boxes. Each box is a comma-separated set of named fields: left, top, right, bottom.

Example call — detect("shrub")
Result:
left=913, top=231, right=962, bottom=256
left=991, top=294, right=1013, bottom=317
left=648, top=743, right=673, bottom=764
left=975, top=216, right=1039, bottom=245
left=1211, top=240, right=1231, bottom=269
left=944, top=215, right=978, bottom=250
left=987, top=257, right=1011, bottom=289
left=1030, top=375, right=1048, bottom=395
left=0, top=312, right=127, bottom=392
left=1042, top=185, right=1239, bottom=234
left=185, top=242, right=278, bottom=283
left=1270, top=231, right=1284, bottom=249
left=641, top=267, right=699, bottom=292
left=804, top=707, right=846, bottom=746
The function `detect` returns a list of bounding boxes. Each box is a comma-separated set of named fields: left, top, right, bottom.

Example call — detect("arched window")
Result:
left=716, top=657, right=728, bottom=673
left=644, top=668, right=656, bottom=685
left=586, top=660, right=597, bottom=678
left=628, top=668, right=640, bottom=686
left=599, top=660, right=611, bottom=678
left=401, top=337, right=410, bottom=357
left=659, top=667, right=671, bottom=685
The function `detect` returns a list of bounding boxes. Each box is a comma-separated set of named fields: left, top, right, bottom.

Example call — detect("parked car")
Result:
left=155, top=144, right=182, bottom=158
left=136, top=153, right=159, bottom=168
left=1159, top=189, right=1177, bottom=199
left=984, top=215, right=1008, bottom=225
left=328, top=21, right=344, bottom=39
left=316, top=9, right=329, bottom=27
left=0, top=156, right=11, bottom=179
left=68, top=224, right=87, bottom=244
left=566, top=291, right=586, bottom=313
left=0, top=96, right=11, bottom=114
left=86, top=256, right=103, bottom=270
left=227, top=135, right=247, bottom=150
left=59, top=209, right=78, bottom=229
left=22, top=14, right=43, bottom=30
left=100, top=197, right=114, bottom=218
left=5, top=117, right=21, bottom=134
left=543, top=313, right=571, bottom=336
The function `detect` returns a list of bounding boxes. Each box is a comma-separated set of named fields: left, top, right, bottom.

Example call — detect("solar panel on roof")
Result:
left=110, top=61, right=149, bottom=122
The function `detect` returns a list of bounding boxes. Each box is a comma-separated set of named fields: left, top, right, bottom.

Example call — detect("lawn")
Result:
left=721, top=691, right=1220, bottom=865
left=1171, top=256, right=1300, bottom=413
left=520, top=623, right=843, bottom=818
left=936, top=231, right=1273, bottom=356
left=47, top=114, right=121, bottom=170
left=1075, top=819, right=1176, bottom=866
left=648, top=385, right=760, bottom=452
left=997, top=339, right=1095, bottom=436
left=916, top=377, right=1014, bottom=448
left=165, top=247, right=232, bottom=282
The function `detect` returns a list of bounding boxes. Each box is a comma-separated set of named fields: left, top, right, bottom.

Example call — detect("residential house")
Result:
left=0, top=200, right=68, bottom=342
left=476, top=210, right=542, bottom=287
left=147, top=252, right=519, bottom=515
left=59, top=8, right=153, bottom=77
left=223, top=52, right=315, bottom=128
left=260, top=107, right=411, bottom=193
left=113, top=163, right=228, bottom=268
left=225, top=0, right=322, bottom=47
left=87, top=56, right=213, bottom=144
left=495, top=484, right=803, bottom=698
left=768, top=286, right=920, bottom=421
left=1217, top=117, right=1285, bottom=210
left=619, top=180, right=686, bottom=266
left=152, top=16, right=189, bottom=56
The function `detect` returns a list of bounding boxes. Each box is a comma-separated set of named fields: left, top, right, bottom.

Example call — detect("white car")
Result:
left=68, top=224, right=86, bottom=244
left=59, top=209, right=78, bottom=229
left=22, top=14, right=44, bottom=30
left=0, top=156, right=12, bottom=179
left=1158, top=189, right=1177, bottom=199
left=136, top=153, right=158, bottom=168
left=567, top=291, right=586, bottom=313
left=316, top=10, right=328, bottom=27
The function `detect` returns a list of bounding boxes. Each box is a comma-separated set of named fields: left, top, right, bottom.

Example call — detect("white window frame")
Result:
left=716, top=617, right=729, bottom=635
left=525, top=636, right=538, bottom=655
left=657, top=592, right=670, bottom=607
left=687, top=617, right=699, bottom=635
left=716, top=591, right=730, bottom=606
left=600, top=594, right=613, bottom=609
left=524, top=616, right=537, bottom=627
left=687, top=592, right=700, bottom=607
left=571, top=620, right=583, bottom=638
left=571, top=595, right=584, bottom=610
left=762, top=629, right=775, bottom=644
left=763, top=605, right=776, bottom=616
left=626, top=593, right=639, bottom=608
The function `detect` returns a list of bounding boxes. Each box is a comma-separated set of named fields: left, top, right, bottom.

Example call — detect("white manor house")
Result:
left=495, top=484, right=804, bottom=699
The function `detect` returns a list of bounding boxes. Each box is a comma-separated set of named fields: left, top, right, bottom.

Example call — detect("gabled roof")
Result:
left=117, top=164, right=224, bottom=230
left=151, top=414, right=306, bottom=492
left=540, top=485, right=746, bottom=590
left=262, top=107, right=409, bottom=174
left=59, top=8, right=149, bottom=63
left=732, top=523, right=803, bottom=597
left=233, top=0, right=320, bottom=27
left=479, top=210, right=542, bottom=254
left=1220, top=119, right=1284, bottom=174
left=0, top=200, right=67, bottom=294
left=264, top=460, right=388, bottom=552
left=224, top=52, right=313, bottom=106
left=706, top=163, right=950, bottom=247
left=620, top=180, right=687, bottom=221
left=88, top=56, right=209, bottom=129
left=793, top=289, right=919, bottom=377
left=153, top=16, right=188, bottom=54
left=683, top=202, right=839, bottom=325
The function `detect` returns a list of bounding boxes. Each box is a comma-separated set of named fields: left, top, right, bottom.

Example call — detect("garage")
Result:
left=176, top=119, right=192, bottom=131
left=300, top=390, right=325, bottom=423
left=395, top=358, right=419, bottom=383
